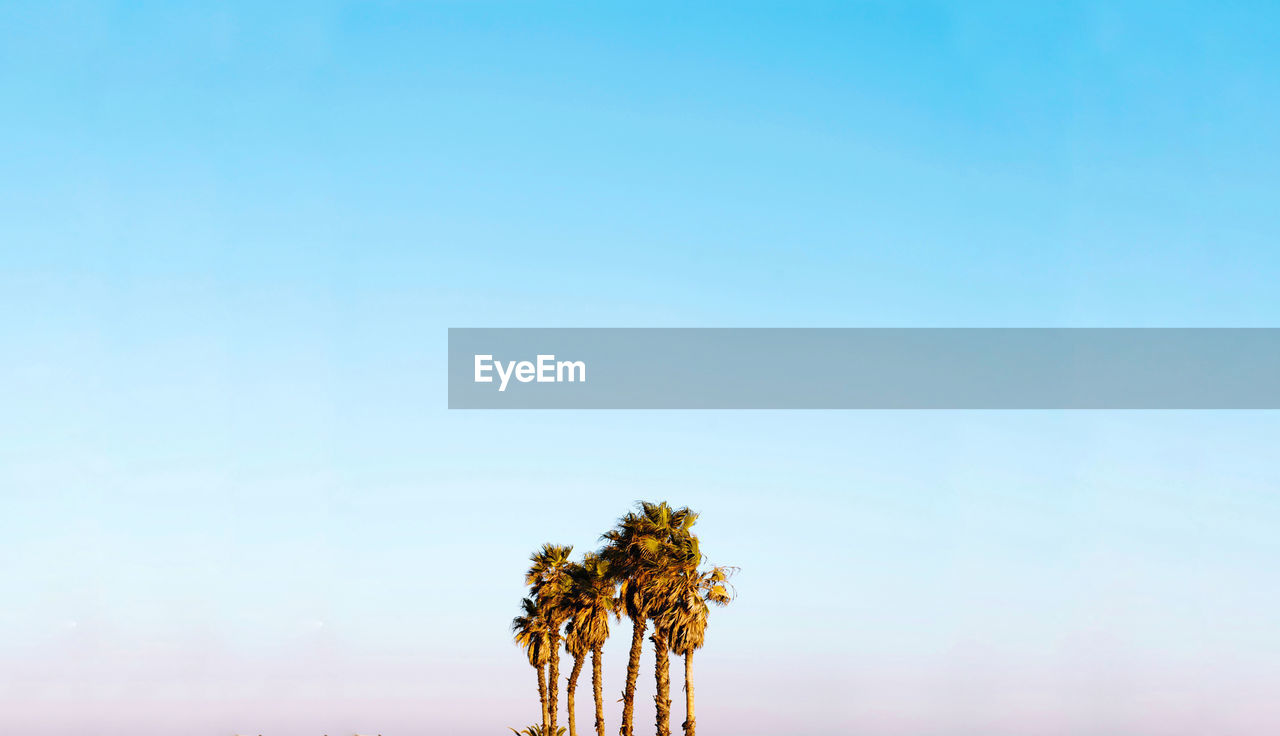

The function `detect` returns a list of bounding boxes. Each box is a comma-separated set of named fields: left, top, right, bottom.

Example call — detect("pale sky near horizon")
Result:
left=3, top=2, right=1280, bottom=735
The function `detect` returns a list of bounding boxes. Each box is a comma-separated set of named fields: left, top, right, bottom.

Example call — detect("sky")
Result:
left=2, top=2, right=1280, bottom=735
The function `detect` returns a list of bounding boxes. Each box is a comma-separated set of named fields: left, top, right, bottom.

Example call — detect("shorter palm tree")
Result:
left=527, top=544, right=575, bottom=734
left=512, top=597, right=553, bottom=734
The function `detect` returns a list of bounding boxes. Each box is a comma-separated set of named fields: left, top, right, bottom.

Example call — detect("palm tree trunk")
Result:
left=567, top=652, right=585, bottom=736
left=619, top=615, right=645, bottom=736
left=681, top=651, right=694, bottom=736
left=592, top=646, right=606, bottom=736
left=537, top=663, right=549, bottom=735
left=652, top=630, right=671, bottom=736
left=549, top=631, right=561, bottom=732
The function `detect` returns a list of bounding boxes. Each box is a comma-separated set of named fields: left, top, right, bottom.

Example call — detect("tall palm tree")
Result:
left=527, top=543, right=575, bottom=734
left=655, top=534, right=734, bottom=736
left=512, top=596, right=553, bottom=734
left=601, top=510, right=648, bottom=736
left=643, top=505, right=697, bottom=736
left=603, top=502, right=697, bottom=736
left=568, top=553, right=616, bottom=736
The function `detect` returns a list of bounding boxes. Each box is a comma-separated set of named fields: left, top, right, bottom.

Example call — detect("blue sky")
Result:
left=2, top=3, right=1280, bottom=735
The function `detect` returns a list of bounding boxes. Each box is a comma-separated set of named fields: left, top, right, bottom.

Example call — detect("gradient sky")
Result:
left=3, top=2, right=1280, bottom=735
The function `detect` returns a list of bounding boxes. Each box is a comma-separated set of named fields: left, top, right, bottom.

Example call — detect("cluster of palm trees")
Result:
left=511, top=502, right=734, bottom=736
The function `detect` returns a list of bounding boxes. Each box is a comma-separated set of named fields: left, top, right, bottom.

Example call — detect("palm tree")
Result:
left=603, top=502, right=697, bottom=736
left=655, top=534, right=734, bottom=736
left=602, top=507, right=660, bottom=736
left=512, top=596, right=553, bottom=734
left=643, top=505, right=697, bottom=736
left=568, top=553, right=616, bottom=736
left=527, top=544, right=575, bottom=734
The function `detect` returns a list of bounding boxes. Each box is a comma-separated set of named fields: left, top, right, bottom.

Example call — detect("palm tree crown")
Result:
left=603, top=502, right=696, bottom=621
left=512, top=596, right=552, bottom=669
left=567, top=553, right=616, bottom=651
left=527, top=544, right=576, bottom=596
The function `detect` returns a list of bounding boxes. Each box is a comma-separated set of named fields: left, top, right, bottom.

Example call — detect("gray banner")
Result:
left=447, top=328, right=1280, bottom=409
